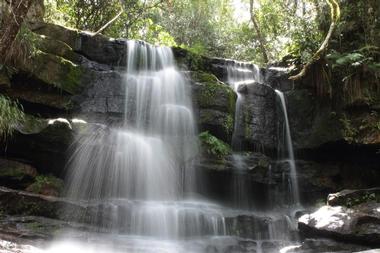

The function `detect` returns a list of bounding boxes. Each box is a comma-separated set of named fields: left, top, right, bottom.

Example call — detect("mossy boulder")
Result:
left=189, top=71, right=236, bottom=142
left=30, top=22, right=127, bottom=66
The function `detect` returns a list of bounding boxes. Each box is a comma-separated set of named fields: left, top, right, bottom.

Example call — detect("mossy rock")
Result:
left=189, top=71, right=236, bottom=142
left=22, top=51, right=84, bottom=94
left=0, top=159, right=37, bottom=189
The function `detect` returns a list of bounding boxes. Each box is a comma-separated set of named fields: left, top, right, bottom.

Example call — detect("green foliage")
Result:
left=345, top=193, right=378, bottom=208
left=199, top=131, right=231, bottom=158
left=27, top=175, right=64, bottom=195
left=327, top=49, right=380, bottom=70
left=0, top=95, right=25, bottom=141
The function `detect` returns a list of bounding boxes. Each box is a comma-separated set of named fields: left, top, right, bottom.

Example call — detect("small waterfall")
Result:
left=275, top=90, right=300, bottom=206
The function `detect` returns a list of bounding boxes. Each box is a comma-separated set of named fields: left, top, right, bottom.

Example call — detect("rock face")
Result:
left=299, top=189, right=380, bottom=246
left=239, top=82, right=277, bottom=152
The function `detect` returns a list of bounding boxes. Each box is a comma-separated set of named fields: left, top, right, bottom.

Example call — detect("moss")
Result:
left=174, top=47, right=207, bottom=71
left=28, top=51, right=83, bottom=94
left=192, top=71, right=236, bottom=111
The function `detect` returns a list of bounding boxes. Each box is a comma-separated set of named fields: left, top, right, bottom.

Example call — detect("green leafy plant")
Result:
left=26, top=175, right=64, bottom=196
left=199, top=131, right=230, bottom=158
left=0, top=95, right=25, bottom=141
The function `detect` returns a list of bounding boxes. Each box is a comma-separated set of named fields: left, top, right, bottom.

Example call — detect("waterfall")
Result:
left=275, top=90, right=300, bottom=206
left=61, top=41, right=227, bottom=248
left=46, top=46, right=303, bottom=253
left=226, top=62, right=261, bottom=151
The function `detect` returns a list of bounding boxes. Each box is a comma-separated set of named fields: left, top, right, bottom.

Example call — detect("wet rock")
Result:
left=299, top=202, right=380, bottom=246
left=2, top=116, right=92, bottom=177
left=0, top=159, right=37, bottom=189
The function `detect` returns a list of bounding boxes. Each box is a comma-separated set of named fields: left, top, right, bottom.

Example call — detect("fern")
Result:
left=199, top=131, right=230, bottom=158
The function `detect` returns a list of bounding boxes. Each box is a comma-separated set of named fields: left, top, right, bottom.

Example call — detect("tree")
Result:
left=0, top=0, right=34, bottom=63
left=249, top=0, right=269, bottom=63
left=289, top=0, right=340, bottom=80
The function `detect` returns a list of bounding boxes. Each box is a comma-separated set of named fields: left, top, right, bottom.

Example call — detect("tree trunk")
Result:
left=0, top=0, right=34, bottom=63
left=249, top=0, right=269, bottom=63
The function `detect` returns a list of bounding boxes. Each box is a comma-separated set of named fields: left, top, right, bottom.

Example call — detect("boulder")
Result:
left=0, top=159, right=37, bottom=189
left=299, top=194, right=380, bottom=246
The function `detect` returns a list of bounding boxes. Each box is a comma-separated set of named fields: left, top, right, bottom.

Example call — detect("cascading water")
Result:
left=44, top=43, right=304, bottom=253
left=54, top=41, right=229, bottom=252
left=275, top=90, right=300, bottom=206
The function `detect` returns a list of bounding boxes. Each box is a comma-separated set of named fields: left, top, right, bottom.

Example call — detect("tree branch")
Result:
left=92, top=8, right=124, bottom=36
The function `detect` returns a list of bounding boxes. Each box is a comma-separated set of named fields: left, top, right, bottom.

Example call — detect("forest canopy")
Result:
left=41, top=0, right=327, bottom=65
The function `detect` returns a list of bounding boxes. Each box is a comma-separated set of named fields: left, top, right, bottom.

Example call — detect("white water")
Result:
left=275, top=90, right=300, bottom=206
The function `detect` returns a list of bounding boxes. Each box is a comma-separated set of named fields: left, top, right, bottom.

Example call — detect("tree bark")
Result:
left=0, top=0, right=34, bottom=63
left=289, top=0, right=340, bottom=80
left=250, top=0, right=269, bottom=63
